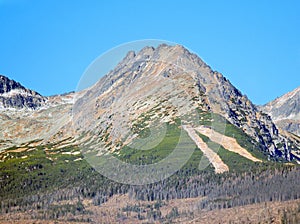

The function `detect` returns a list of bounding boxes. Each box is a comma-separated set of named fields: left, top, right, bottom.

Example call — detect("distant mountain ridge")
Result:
left=0, top=75, right=46, bottom=109
left=262, top=86, right=300, bottom=136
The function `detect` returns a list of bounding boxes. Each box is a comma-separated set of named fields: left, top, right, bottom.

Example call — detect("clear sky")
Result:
left=0, top=0, right=299, bottom=105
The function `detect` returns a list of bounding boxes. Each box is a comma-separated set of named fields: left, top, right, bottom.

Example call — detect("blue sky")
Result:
left=0, top=0, right=299, bottom=105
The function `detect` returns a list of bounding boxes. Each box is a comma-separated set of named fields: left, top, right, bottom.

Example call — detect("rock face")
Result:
left=73, top=44, right=292, bottom=160
left=0, top=75, right=46, bottom=109
left=261, top=86, right=300, bottom=136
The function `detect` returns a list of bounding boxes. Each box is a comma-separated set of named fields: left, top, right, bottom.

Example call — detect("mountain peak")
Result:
left=263, top=86, right=300, bottom=120
left=262, top=86, right=300, bottom=136
left=116, top=44, right=208, bottom=76
left=0, top=74, right=47, bottom=109
left=0, top=75, right=24, bottom=94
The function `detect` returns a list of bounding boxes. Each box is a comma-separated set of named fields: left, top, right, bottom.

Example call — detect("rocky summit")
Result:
left=0, top=75, right=46, bottom=109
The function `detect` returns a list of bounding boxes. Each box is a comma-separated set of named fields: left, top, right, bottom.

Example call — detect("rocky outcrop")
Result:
left=0, top=75, right=47, bottom=109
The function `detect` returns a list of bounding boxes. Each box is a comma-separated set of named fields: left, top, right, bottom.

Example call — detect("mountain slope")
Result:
left=262, top=86, right=300, bottom=136
left=0, top=76, right=76, bottom=151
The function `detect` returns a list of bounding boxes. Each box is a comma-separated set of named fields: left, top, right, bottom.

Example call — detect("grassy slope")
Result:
left=0, top=145, right=90, bottom=199
left=117, top=111, right=270, bottom=172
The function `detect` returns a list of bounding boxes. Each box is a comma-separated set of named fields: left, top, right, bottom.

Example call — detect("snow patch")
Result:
left=0, top=88, right=32, bottom=97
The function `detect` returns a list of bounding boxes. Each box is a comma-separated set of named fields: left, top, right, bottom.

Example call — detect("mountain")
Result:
left=1, top=45, right=300, bottom=223
left=262, top=86, right=300, bottom=137
left=73, top=44, right=295, bottom=161
left=1, top=45, right=299, bottom=162
left=0, top=75, right=47, bottom=109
